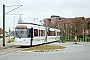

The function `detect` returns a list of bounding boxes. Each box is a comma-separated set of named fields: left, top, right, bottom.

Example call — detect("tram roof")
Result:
left=17, top=23, right=45, bottom=30
left=17, top=23, right=60, bottom=31
left=18, top=23, right=42, bottom=26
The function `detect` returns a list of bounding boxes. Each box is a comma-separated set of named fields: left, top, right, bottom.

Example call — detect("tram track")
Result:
left=0, top=46, right=27, bottom=57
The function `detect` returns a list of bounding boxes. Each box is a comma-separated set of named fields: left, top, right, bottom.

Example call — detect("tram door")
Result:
left=30, top=27, right=33, bottom=46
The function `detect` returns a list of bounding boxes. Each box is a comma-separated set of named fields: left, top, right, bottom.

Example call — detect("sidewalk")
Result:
left=77, top=42, right=90, bottom=45
left=0, top=42, right=14, bottom=47
left=66, top=42, right=90, bottom=46
left=0, top=36, right=14, bottom=47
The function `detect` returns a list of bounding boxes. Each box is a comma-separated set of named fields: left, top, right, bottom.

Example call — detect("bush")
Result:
left=7, top=39, right=14, bottom=43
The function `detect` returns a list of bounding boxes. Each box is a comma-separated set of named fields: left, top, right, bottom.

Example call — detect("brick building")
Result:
left=0, top=28, right=2, bottom=38
left=43, top=18, right=51, bottom=27
left=44, top=15, right=61, bottom=28
left=63, top=17, right=90, bottom=37
left=43, top=15, right=90, bottom=38
left=0, top=28, right=2, bottom=34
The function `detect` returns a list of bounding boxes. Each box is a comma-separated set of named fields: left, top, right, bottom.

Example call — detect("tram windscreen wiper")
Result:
left=16, top=31, right=21, bottom=39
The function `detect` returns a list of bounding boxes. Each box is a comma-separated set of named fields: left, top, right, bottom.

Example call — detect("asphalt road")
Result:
left=0, top=42, right=90, bottom=60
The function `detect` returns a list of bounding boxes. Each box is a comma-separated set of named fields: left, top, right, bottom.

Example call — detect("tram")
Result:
left=14, top=23, right=60, bottom=46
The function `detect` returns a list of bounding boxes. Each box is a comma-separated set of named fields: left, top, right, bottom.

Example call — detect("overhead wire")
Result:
left=6, top=6, right=34, bottom=19
left=13, top=0, right=46, bottom=24
left=5, top=5, right=22, bottom=14
left=0, top=0, right=31, bottom=19
left=0, top=0, right=43, bottom=23
left=13, top=0, right=46, bottom=17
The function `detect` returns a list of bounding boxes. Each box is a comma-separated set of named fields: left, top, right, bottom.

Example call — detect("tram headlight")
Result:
left=23, top=39, right=26, bottom=41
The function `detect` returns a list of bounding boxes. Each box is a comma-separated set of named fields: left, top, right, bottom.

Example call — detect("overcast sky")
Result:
left=0, top=0, right=90, bottom=32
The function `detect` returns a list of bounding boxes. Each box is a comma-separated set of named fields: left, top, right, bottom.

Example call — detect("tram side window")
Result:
left=50, top=31, right=55, bottom=36
left=57, top=32, right=60, bottom=36
left=27, top=29, right=31, bottom=37
left=41, top=30, right=43, bottom=36
left=50, top=31, right=52, bottom=36
left=41, top=30, right=45, bottom=36
left=34, top=29, right=38, bottom=36
left=52, top=31, right=55, bottom=36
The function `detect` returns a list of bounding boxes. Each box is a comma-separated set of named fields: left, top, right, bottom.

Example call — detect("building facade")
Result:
left=0, top=28, right=2, bottom=34
left=43, top=15, right=90, bottom=38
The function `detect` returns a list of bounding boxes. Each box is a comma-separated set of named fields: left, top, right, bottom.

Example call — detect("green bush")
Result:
left=7, top=39, right=14, bottom=43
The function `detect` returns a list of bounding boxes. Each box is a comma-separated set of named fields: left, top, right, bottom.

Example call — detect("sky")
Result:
left=0, top=0, right=90, bottom=32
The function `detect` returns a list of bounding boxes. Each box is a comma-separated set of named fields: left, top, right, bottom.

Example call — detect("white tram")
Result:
left=14, top=23, right=60, bottom=46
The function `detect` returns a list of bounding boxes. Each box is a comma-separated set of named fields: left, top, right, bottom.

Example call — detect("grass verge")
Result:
left=22, top=45, right=66, bottom=52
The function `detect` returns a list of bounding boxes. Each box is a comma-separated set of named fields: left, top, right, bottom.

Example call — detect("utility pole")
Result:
left=3, top=4, right=5, bottom=46
left=61, top=19, right=64, bottom=42
left=58, top=19, right=61, bottom=40
left=40, top=20, right=47, bottom=45
left=83, top=19, right=86, bottom=42
left=2, top=4, right=22, bottom=46
left=9, top=27, right=11, bottom=41
left=45, top=25, right=47, bottom=46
